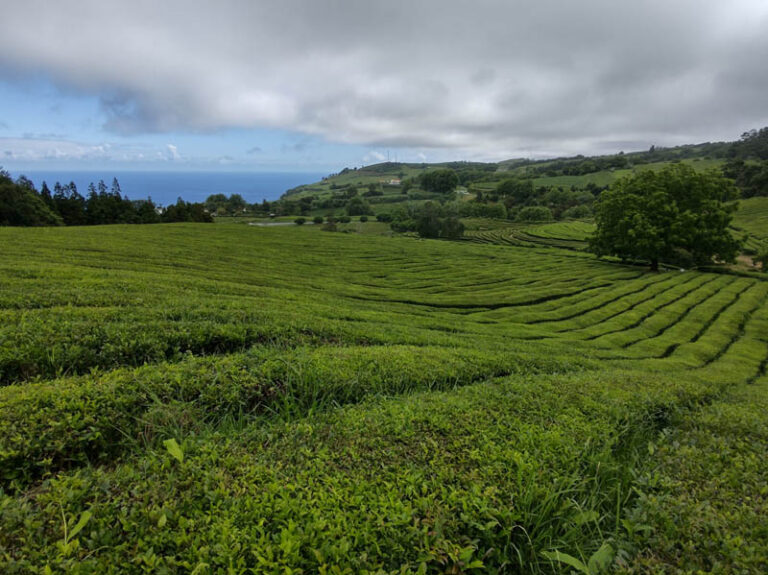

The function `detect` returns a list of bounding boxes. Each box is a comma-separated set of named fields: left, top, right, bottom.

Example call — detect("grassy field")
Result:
left=1, top=222, right=767, bottom=573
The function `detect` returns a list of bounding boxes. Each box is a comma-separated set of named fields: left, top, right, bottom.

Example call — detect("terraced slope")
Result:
left=732, top=196, right=768, bottom=252
left=462, top=221, right=592, bottom=251
left=1, top=223, right=766, bottom=573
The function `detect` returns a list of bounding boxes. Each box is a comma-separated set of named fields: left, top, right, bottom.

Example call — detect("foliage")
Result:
left=0, top=172, right=62, bottom=226
left=517, top=206, right=553, bottom=222
left=730, top=197, right=768, bottom=253
left=389, top=201, right=465, bottom=239
left=731, top=126, right=768, bottom=160
left=496, top=177, right=535, bottom=204
left=419, top=168, right=459, bottom=194
left=723, top=158, right=768, bottom=198
left=754, top=244, right=768, bottom=272
left=562, top=204, right=593, bottom=219
left=1, top=172, right=212, bottom=226
left=204, top=193, right=247, bottom=215
left=1, top=213, right=767, bottom=572
left=161, top=197, right=214, bottom=223
left=621, top=378, right=768, bottom=573
left=590, top=164, right=742, bottom=270
left=345, top=196, right=373, bottom=216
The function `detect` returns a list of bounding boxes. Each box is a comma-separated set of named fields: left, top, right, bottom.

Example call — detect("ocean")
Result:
left=16, top=170, right=327, bottom=206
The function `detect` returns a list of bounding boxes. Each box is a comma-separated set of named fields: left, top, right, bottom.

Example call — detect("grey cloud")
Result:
left=246, top=146, right=262, bottom=154
left=0, top=0, right=767, bottom=157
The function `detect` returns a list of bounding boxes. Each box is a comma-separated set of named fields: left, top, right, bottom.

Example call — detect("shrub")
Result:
left=516, top=206, right=554, bottom=222
left=561, top=205, right=592, bottom=219
left=313, top=216, right=324, bottom=224
left=294, top=217, right=306, bottom=225
left=754, top=244, right=768, bottom=272
left=359, top=215, right=369, bottom=222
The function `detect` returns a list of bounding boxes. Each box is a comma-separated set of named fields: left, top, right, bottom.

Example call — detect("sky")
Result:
left=0, top=0, right=767, bottom=173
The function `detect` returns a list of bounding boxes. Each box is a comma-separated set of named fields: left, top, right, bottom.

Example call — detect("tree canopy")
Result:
left=418, top=169, right=459, bottom=194
left=1, top=170, right=213, bottom=227
left=732, top=127, right=768, bottom=160
left=589, top=164, right=741, bottom=270
left=0, top=171, right=62, bottom=226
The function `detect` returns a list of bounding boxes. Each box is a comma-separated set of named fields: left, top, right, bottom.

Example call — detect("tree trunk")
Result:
left=650, top=258, right=659, bottom=271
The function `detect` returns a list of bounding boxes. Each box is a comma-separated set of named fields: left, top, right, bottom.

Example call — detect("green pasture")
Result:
left=1, top=221, right=766, bottom=573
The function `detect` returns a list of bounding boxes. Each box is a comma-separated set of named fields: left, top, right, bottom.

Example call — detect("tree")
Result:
left=52, top=181, right=87, bottom=225
left=162, top=197, right=214, bottom=223
left=135, top=199, right=161, bottom=223
left=496, top=178, right=535, bottom=205
left=408, top=201, right=464, bottom=239
left=732, top=127, right=768, bottom=160
left=516, top=206, right=553, bottom=222
left=419, top=169, right=459, bottom=194
left=590, top=164, right=741, bottom=270
left=346, top=196, right=372, bottom=216
left=227, top=194, right=247, bottom=213
left=754, top=244, right=768, bottom=272
left=0, top=171, right=62, bottom=226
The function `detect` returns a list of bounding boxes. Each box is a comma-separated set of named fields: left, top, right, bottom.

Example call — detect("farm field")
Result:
left=1, top=223, right=767, bottom=573
left=732, top=196, right=768, bottom=253
left=462, top=221, right=593, bottom=251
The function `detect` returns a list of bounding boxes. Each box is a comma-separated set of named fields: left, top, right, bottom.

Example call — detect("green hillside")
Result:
left=274, top=139, right=746, bottom=227
left=732, top=196, right=768, bottom=253
left=2, top=223, right=767, bottom=573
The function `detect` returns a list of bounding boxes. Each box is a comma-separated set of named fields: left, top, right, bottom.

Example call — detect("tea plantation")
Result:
left=1, top=223, right=766, bottom=573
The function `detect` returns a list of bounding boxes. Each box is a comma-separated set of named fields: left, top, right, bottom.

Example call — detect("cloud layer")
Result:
left=1, top=0, right=767, bottom=158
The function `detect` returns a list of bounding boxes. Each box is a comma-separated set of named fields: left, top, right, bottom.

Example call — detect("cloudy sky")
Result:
left=0, top=0, right=767, bottom=172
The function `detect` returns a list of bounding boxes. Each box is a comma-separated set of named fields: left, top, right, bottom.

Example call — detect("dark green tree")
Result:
left=496, top=178, right=535, bottom=204
left=162, top=198, right=214, bottom=223
left=346, top=196, right=373, bottom=216
left=732, top=127, right=768, bottom=160
left=39, top=181, right=57, bottom=213
left=52, top=181, right=87, bottom=225
left=516, top=206, right=553, bottom=222
left=227, top=193, right=247, bottom=213
left=754, top=244, right=768, bottom=272
left=590, top=164, right=741, bottom=270
left=0, top=171, right=62, bottom=226
left=411, top=201, right=464, bottom=239
left=205, top=193, right=229, bottom=214
left=419, top=169, right=459, bottom=194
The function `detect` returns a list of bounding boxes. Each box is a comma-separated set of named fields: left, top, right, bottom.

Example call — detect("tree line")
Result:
left=0, top=170, right=212, bottom=227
